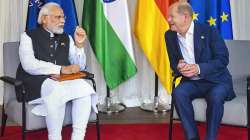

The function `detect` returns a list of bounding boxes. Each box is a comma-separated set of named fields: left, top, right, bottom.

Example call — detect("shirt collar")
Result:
left=187, top=21, right=194, bottom=35
left=43, top=27, right=54, bottom=37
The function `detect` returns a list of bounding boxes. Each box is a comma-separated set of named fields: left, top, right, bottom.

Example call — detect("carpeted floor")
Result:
left=0, top=123, right=247, bottom=140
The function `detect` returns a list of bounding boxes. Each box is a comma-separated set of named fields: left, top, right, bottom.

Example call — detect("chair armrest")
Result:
left=80, top=71, right=96, bottom=91
left=172, top=73, right=181, bottom=86
left=81, top=71, right=94, bottom=79
left=247, top=75, right=250, bottom=128
left=0, top=72, right=93, bottom=86
left=247, top=75, right=250, bottom=83
left=173, top=74, right=181, bottom=82
left=0, top=76, right=23, bottom=87
left=247, top=75, right=250, bottom=94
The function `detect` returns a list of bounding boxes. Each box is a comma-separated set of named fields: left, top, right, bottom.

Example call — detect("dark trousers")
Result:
left=173, top=79, right=229, bottom=140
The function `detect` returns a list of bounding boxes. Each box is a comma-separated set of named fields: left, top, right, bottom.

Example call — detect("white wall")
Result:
left=230, top=0, right=250, bottom=40
left=0, top=0, right=249, bottom=105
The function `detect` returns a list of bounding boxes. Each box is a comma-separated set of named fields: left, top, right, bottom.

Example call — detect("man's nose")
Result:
left=167, top=17, right=172, bottom=23
left=60, top=18, right=65, bottom=23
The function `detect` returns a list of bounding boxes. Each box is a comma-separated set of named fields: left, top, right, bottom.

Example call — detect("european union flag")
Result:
left=188, top=0, right=233, bottom=39
left=26, top=0, right=78, bottom=36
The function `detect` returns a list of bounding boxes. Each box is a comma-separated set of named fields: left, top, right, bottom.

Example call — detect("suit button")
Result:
left=50, top=45, right=53, bottom=48
left=50, top=54, right=54, bottom=57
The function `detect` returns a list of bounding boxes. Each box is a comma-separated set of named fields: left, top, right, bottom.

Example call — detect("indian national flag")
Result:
left=82, top=0, right=137, bottom=89
left=134, top=0, right=177, bottom=93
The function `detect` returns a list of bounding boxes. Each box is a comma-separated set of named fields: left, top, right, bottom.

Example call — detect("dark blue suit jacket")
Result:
left=165, top=23, right=235, bottom=101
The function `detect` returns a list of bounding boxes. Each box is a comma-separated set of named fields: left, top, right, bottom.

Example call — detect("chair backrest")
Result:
left=3, top=42, right=20, bottom=77
left=226, top=40, right=250, bottom=96
left=3, top=42, right=20, bottom=105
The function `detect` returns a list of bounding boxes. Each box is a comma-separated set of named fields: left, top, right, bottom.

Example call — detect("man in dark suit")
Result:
left=165, top=1, right=235, bottom=140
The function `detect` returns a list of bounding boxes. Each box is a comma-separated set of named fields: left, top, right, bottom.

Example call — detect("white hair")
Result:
left=37, top=2, right=61, bottom=24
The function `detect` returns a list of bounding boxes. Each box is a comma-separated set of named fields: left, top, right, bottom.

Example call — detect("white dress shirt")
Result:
left=177, top=22, right=200, bottom=79
left=177, top=22, right=195, bottom=65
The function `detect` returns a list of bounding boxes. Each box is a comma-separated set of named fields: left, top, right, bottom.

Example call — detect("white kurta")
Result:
left=19, top=32, right=97, bottom=116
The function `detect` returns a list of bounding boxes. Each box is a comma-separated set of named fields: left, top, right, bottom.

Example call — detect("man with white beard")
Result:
left=16, top=2, right=97, bottom=140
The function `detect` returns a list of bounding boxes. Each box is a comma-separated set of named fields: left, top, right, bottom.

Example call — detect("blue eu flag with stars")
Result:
left=188, top=0, right=233, bottom=39
left=26, top=0, right=78, bottom=36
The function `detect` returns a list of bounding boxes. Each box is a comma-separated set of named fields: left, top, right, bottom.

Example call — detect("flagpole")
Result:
left=98, top=86, right=126, bottom=114
left=140, top=73, right=170, bottom=113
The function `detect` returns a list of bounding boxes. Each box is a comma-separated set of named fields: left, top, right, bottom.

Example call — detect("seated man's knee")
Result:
left=172, top=87, right=187, bottom=100
left=207, top=85, right=227, bottom=104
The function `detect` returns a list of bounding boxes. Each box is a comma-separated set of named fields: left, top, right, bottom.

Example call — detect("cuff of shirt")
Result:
left=52, top=65, right=62, bottom=75
left=196, top=64, right=200, bottom=75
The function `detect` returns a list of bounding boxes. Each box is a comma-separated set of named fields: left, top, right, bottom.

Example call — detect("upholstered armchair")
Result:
left=0, top=42, right=100, bottom=140
left=169, top=40, right=250, bottom=140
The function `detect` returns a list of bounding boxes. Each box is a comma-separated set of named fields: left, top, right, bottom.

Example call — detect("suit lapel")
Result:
left=172, top=33, right=183, bottom=60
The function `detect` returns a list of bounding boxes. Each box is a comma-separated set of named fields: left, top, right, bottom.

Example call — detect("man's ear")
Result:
left=183, top=13, right=190, bottom=23
left=41, top=15, right=48, bottom=25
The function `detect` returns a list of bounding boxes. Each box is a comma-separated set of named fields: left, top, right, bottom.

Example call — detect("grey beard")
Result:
left=47, top=26, right=64, bottom=34
left=51, top=28, right=64, bottom=34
